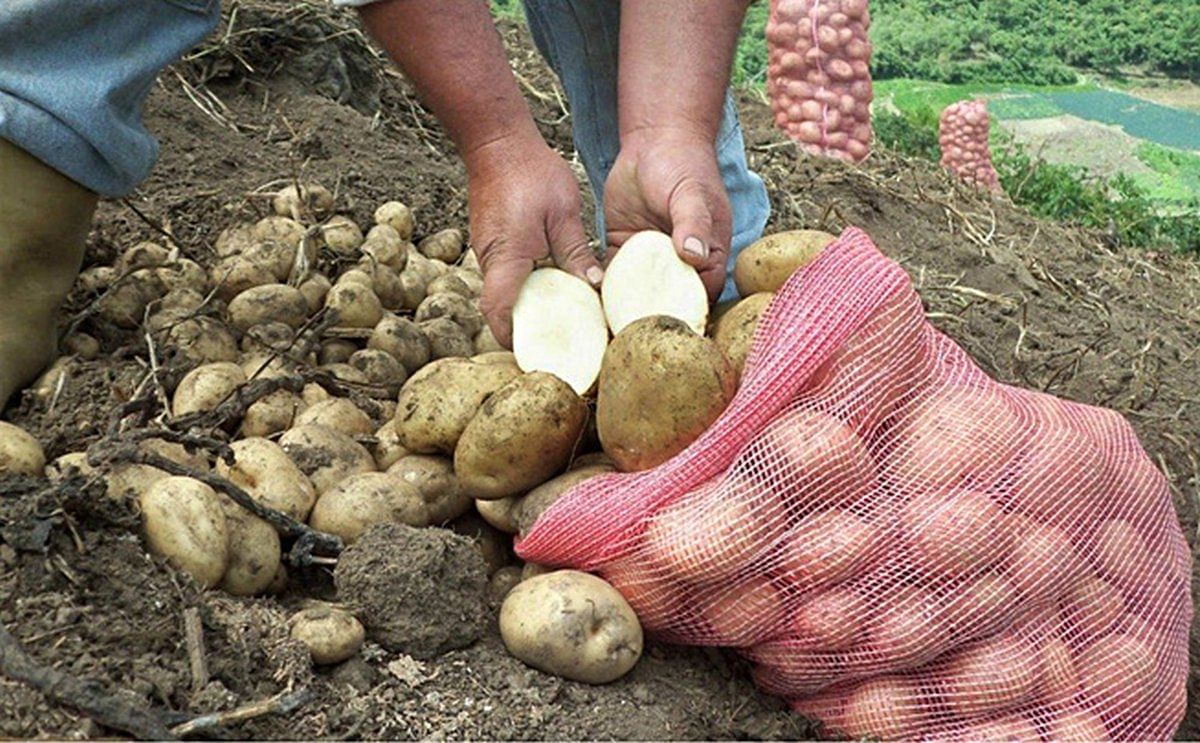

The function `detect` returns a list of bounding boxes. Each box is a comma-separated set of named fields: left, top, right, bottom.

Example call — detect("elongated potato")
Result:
left=140, top=476, right=229, bottom=589
left=712, top=292, right=773, bottom=379
left=219, top=500, right=282, bottom=597
left=172, top=362, right=246, bottom=418
left=216, top=438, right=318, bottom=520
left=393, top=357, right=521, bottom=454
left=517, top=464, right=615, bottom=537
left=309, top=472, right=426, bottom=542
left=0, top=422, right=45, bottom=477
left=597, top=316, right=736, bottom=471
left=290, top=606, right=365, bottom=665
left=455, top=372, right=588, bottom=500
left=227, top=284, right=309, bottom=331
left=734, top=230, right=834, bottom=295
left=278, top=425, right=376, bottom=496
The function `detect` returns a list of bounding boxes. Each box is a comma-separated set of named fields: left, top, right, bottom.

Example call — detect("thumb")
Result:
left=479, top=248, right=535, bottom=350
left=668, top=181, right=717, bottom=270
left=548, top=212, right=604, bottom=288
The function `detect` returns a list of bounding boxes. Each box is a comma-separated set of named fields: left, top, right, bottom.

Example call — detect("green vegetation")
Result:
left=1132, top=142, right=1200, bottom=203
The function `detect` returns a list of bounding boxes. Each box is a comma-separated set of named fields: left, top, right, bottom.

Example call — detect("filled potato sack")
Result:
left=515, top=227, right=1192, bottom=741
left=939, top=99, right=1003, bottom=191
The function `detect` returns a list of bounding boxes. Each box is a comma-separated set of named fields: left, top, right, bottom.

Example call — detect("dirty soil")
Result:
left=2, top=1, right=1197, bottom=739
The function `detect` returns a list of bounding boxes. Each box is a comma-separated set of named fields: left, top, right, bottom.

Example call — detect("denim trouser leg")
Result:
left=522, top=0, right=771, bottom=301
left=0, top=0, right=221, bottom=197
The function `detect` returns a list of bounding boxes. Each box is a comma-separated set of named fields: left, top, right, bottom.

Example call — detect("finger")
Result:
left=548, top=212, right=604, bottom=288
left=697, top=246, right=730, bottom=301
left=479, top=245, right=536, bottom=349
left=667, top=181, right=716, bottom=269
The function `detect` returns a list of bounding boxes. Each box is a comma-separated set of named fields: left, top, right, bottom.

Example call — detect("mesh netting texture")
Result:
left=767, top=0, right=873, bottom=162
left=939, top=100, right=1003, bottom=192
left=517, top=228, right=1192, bottom=741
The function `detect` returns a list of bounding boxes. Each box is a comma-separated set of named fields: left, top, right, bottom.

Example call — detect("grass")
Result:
left=873, top=79, right=1096, bottom=117
left=1131, top=142, right=1200, bottom=204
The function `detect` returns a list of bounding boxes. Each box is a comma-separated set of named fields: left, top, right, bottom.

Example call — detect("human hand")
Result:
left=602, top=127, right=732, bottom=300
left=466, top=135, right=603, bottom=347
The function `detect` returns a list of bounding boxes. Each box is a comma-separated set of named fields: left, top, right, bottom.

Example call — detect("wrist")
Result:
left=463, top=126, right=548, bottom=179
left=620, top=122, right=718, bottom=155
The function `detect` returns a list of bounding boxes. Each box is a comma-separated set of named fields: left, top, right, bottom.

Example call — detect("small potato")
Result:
left=455, top=372, right=588, bottom=500
left=63, top=332, right=101, bottom=360
left=309, top=472, right=426, bottom=541
left=298, top=273, right=332, bottom=314
left=474, top=325, right=505, bottom=354
left=0, top=422, right=46, bottom=476
left=460, top=249, right=481, bottom=272
left=451, top=267, right=483, bottom=295
left=407, top=250, right=445, bottom=287
left=278, top=424, right=376, bottom=496
left=211, top=256, right=276, bottom=302
left=418, top=228, right=464, bottom=263
left=733, top=229, right=835, bottom=295
left=219, top=501, right=282, bottom=596
left=241, top=239, right=299, bottom=281
left=349, top=349, right=408, bottom=398
left=227, top=284, right=309, bottom=331
left=517, top=464, right=614, bottom=536
left=240, top=322, right=296, bottom=354
left=252, top=215, right=305, bottom=247
left=241, top=390, right=305, bottom=438
left=387, top=455, right=471, bottom=525
left=427, top=273, right=473, bottom=299
left=139, top=476, right=229, bottom=588
left=367, top=263, right=406, bottom=310
left=320, top=362, right=371, bottom=387
left=273, top=183, right=334, bottom=219
left=415, top=292, right=484, bottom=337
left=393, top=357, right=521, bottom=453
left=489, top=565, right=523, bottom=601
left=164, top=317, right=240, bottom=366
left=325, top=282, right=384, bottom=329
left=374, top=201, right=415, bottom=241
left=371, top=418, right=409, bottom=470
left=319, top=339, right=358, bottom=365
left=172, top=362, right=246, bottom=418
left=290, top=606, right=365, bottom=665
left=215, top=222, right=256, bottom=257
left=449, top=512, right=514, bottom=575
left=420, top=317, right=474, bottom=360
left=116, top=241, right=170, bottom=272
left=362, top=224, right=407, bottom=270
left=369, top=314, right=431, bottom=375
left=398, top=265, right=427, bottom=311
left=97, top=269, right=166, bottom=328
left=500, top=571, right=643, bottom=684
left=302, top=382, right=331, bottom=407
left=712, top=292, right=773, bottom=378
left=295, top=398, right=374, bottom=437
left=157, top=258, right=209, bottom=294
left=78, top=265, right=117, bottom=294
left=522, top=562, right=556, bottom=580
left=476, top=496, right=521, bottom=534
left=217, top=438, right=318, bottom=520
left=323, top=215, right=364, bottom=256
left=240, top=351, right=302, bottom=381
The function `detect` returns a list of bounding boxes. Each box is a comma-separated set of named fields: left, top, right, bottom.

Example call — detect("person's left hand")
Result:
left=602, top=127, right=732, bottom=300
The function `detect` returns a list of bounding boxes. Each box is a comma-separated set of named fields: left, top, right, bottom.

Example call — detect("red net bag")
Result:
left=517, top=228, right=1192, bottom=740
left=767, top=0, right=873, bottom=162
left=939, top=99, right=1003, bottom=191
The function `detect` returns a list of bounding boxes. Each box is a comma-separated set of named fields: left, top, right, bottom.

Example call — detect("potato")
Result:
left=398, top=265, right=427, bottom=311
left=473, top=351, right=518, bottom=367
left=30, top=358, right=69, bottom=405
left=338, top=268, right=373, bottom=289
left=939, top=633, right=1043, bottom=716
left=1094, top=519, right=1155, bottom=598
left=416, top=292, right=484, bottom=338
left=97, top=269, right=165, bottom=328
left=289, top=606, right=365, bottom=665
left=218, top=500, right=281, bottom=596
left=1008, top=424, right=1106, bottom=530
left=293, top=273, right=329, bottom=315
left=365, top=263, right=406, bottom=310
left=217, top=437, right=318, bottom=519
left=116, top=241, right=170, bottom=272
left=790, top=587, right=867, bottom=652
left=489, top=565, right=523, bottom=601
left=601, top=231, right=708, bottom=335
left=598, top=557, right=681, bottom=633
left=374, top=201, right=415, bottom=241
left=368, top=314, right=431, bottom=375
left=418, top=228, right=464, bottom=263
left=1076, top=632, right=1155, bottom=713
left=1049, top=710, right=1109, bottom=742
left=1065, top=576, right=1125, bottom=637
left=370, top=418, right=409, bottom=471
left=1038, top=636, right=1080, bottom=705
left=698, top=576, right=787, bottom=646
left=319, top=362, right=370, bottom=386
left=0, top=422, right=46, bottom=476
left=474, top=325, right=504, bottom=354
left=325, top=282, right=383, bottom=329
left=903, top=490, right=1012, bottom=578
left=451, top=267, right=483, bottom=295
left=139, top=476, right=229, bottom=588
left=500, top=570, right=643, bottom=684
left=419, top=316, right=475, bottom=361
left=164, top=317, right=240, bottom=366
left=252, top=215, right=305, bottom=247
left=955, top=715, right=1041, bottom=742
left=322, top=215, right=364, bottom=255
left=839, top=675, right=925, bottom=741
left=172, top=362, right=246, bottom=417
left=240, top=351, right=302, bottom=381
left=746, top=407, right=877, bottom=506
left=215, top=222, right=256, bottom=257
left=459, top=248, right=481, bottom=272
left=513, top=268, right=608, bottom=395
left=455, top=372, right=588, bottom=500
left=226, top=284, right=309, bottom=332
left=521, top=562, right=556, bottom=581
left=362, top=224, right=407, bottom=270
left=1007, top=521, right=1086, bottom=600
left=157, top=259, right=209, bottom=294
left=241, top=389, right=304, bottom=438
left=407, top=249, right=446, bottom=286
left=63, top=332, right=100, bottom=360
left=309, top=472, right=425, bottom=542
left=301, top=382, right=331, bottom=407
left=476, top=496, right=521, bottom=534
left=570, top=452, right=615, bottom=470
left=319, top=339, right=357, bottom=366
left=780, top=508, right=880, bottom=589
left=273, top=182, right=333, bottom=219
left=387, top=455, right=471, bottom=525
left=944, top=573, right=1019, bottom=643
left=866, top=587, right=945, bottom=666
left=77, top=265, right=116, bottom=294
left=278, top=424, right=375, bottom=496
left=211, top=256, right=277, bottom=302
left=427, top=272, right=473, bottom=299
left=516, top=464, right=614, bottom=536
left=394, top=357, right=520, bottom=454
left=349, top=349, right=407, bottom=397
left=295, top=398, right=374, bottom=437
left=733, top=229, right=834, bottom=295
left=241, top=240, right=299, bottom=281
left=597, top=316, right=736, bottom=471
left=448, top=512, right=515, bottom=575
left=712, top=292, right=772, bottom=378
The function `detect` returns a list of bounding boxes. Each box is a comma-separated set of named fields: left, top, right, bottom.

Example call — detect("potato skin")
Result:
left=517, top=464, right=614, bottom=537
left=500, top=571, right=643, bottom=684
left=172, top=362, right=246, bottom=418
left=290, top=606, right=365, bottom=665
left=227, top=284, right=309, bottom=331
left=219, top=502, right=281, bottom=596
left=278, top=424, right=376, bottom=496
left=386, top=455, right=472, bottom=525
left=216, top=438, right=318, bottom=520
left=394, top=358, right=520, bottom=454
left=455, top=372, right=588, bottom=500
left=140, top=476, right=229, bottom=588
left=733, top=229, right=835, bottom=295
left=712, top=292, right=773, bottom=379
left=369, top=314, right=431, bottom=375
left=0, top=422, right=46, bottom=476
left=309, top=472, right=426, bottom=543
left=597, top=316, right=737, bottom=472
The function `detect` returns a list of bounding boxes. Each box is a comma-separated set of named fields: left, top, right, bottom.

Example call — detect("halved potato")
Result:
left=513, top=268, right=608, bottom=395
left=601, top=231, right=707, bottom=336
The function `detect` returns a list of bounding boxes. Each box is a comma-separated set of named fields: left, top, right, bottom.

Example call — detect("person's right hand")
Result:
left=466, top=135, right=604, bottom=348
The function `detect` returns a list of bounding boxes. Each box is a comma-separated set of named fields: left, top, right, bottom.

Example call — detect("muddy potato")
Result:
left=172, top=362, right=246, bottom=417
left=325, top=282, right=383, bottom=329
left=517, top=464, right=614, bottom=536
left=371, top=418, right=409, bottom=470
left=598, top=316, right=737, bottom=471
left=500, top=571, right=643, bottom=684
left=215, top=222, right=256, bottom=258
left=349, top=348, right=407, bottom=397
left=227, top=284, right=309, bottom=332
left=240, top=322, right=295, bottom=354
left=139, top=477, right=229, bottom=588
left=217, top=438, right=318, bottom=519
left=319, top=362, right=371, bottom=387
left=416, top=292, right=484, bottom=337
left=427, top=273, right=473, bottom=299
left=63, top=332, right=100, bottom=360
left=451, top=267, right=483, bottom=295
left=319, top=339, right=358, bottom=365
left=418, top=228, right=464, bottom=263
left=0, top=422, right=46, bottom=476
left=449, top=512, right=514, bottom=575
left=241, top=390, right=305, bottom=438
left=362, top=224, right=407, bottom=270
left=489, top=565, right=524, bottom=601
left=398, top=265, right=427, bottom=311
left=455, top=372, right=588, bottom=500
left=367, top=263, right=406, bottom=310
left=116, top=241, right=170, bottom=272
left=163, top=317, right=239, bottom=365
left=407, top=250, right=445, bottom=287
left=309, top=472, right=426, bottom=541
left=210, top=256, right=277, bottom=302
left=712, top=292, right=773, bottom=378
left=298, top=273, right=332, bottom=314
left=387, top=455, right=471, bottom=524
left=570, top=452, right=615, bottom=470
left=273, top=183, right=334, bottom=219
left=734, top=230, right=835, bottom=296
left=157, top=258, right=209, bottom=294
left=219, top=500, right=282, bottom=596
left=98, top=268, right=166, bottom=328
left=295, top=398, right=374, bottom=437
left=242, top=239, right=299, bottom=281
left=374, top=201, right=415, bottom=241
left=278, top=424, right=375, bottom=496
left=473, top=351, right=518, bottom=366
left=394, top=357, right=521, bottom=453
left=420, top=317, right=474, bottom=360
left=252, top=215, right=305, bottom=247
left=240, top=351, right=302, bottom=381
left=474, top=325, right=505, bottom=354
left=369, top=314, right=431, bottom=375
left=521, top=562, right=556, bottom=580
left=476, top=496, right=521, bottom=534
left=290, top=606, right=365, bottom=665
left=323, top=215, right=364, bottom=256
left=301, top=382, right=332, bottom=407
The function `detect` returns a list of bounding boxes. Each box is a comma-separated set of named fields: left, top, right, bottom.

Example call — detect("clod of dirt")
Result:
left=334, top=523, right=487, bottom=659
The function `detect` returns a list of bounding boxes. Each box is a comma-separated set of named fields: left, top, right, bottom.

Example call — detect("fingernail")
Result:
left=586, top=266, right=605, bottom=286
left=683, top=236, right=708, bottom=260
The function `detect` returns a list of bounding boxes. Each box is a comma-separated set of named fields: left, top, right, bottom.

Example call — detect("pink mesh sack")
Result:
left=939, top=100, right=1003, bottom=191
left=767, top=0, right=873, bottom=162
left=517, top=228, right=1192, bottom=740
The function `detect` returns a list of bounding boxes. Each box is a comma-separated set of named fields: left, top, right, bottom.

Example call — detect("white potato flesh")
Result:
left=512, top=268, right=608, bottom=396
left=601, top=231, right=708, bottom=336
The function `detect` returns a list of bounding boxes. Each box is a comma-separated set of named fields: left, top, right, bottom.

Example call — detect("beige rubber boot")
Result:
left=0, top=139, right=98, bottom=411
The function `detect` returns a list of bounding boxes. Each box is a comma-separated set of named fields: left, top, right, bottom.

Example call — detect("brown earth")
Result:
left=1, top=1, right=1197, bottom=740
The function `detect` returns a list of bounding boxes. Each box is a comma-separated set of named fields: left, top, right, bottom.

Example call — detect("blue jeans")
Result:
left=522, top=0, right=770, bottom=300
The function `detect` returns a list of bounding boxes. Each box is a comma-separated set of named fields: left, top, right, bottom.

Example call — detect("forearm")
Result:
left=358, top=0, right=542, bottom=173
left=617, top=1, right=751, bottom=143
